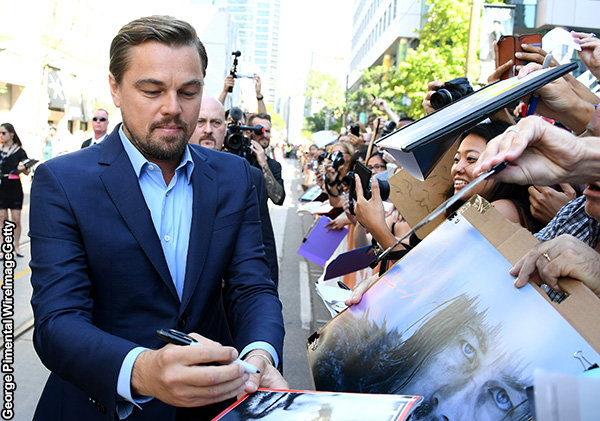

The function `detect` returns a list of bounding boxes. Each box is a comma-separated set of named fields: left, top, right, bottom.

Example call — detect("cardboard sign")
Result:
left=388, top=138, right=458, bottom=239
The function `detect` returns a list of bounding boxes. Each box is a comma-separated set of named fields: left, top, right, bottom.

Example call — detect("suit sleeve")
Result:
left=221, top=160, right=284, bottom=363
left=29, top=163, right=138, bottom=417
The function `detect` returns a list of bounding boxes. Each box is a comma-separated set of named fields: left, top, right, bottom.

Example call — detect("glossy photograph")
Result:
left=309, top=215, right=600, bottom=420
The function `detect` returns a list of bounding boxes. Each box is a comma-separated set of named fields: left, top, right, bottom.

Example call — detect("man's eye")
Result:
left=197, top=120, right=206, bottom=126
left=489, top=387, right=512, bottom=411
left=212, top=121, right=223, bottom=127
left=461, top=340, right=476, bottom=361
left=181, top=91, right=200, bottom=98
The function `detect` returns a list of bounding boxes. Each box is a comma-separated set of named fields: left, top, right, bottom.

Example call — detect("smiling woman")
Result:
left=448, top=121, right=536, bottom=231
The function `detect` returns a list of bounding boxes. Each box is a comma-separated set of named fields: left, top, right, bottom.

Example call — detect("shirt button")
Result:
left=148, top=165, right=155, bottom=170
left=166, top=191, right=169, bottom=197
left=164, top=235, right=170, bottom=242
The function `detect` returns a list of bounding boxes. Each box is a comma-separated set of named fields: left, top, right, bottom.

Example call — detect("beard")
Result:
left=123, top=117, right=190, bottom=162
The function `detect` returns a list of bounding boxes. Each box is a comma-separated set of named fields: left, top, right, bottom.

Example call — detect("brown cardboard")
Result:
left=461, top=197, right=600, bottom=354
left=388, top=138, right=458, bottom=238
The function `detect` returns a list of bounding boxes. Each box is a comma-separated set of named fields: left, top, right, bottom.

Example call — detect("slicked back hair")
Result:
left=109, top=15, right=208, bottom=85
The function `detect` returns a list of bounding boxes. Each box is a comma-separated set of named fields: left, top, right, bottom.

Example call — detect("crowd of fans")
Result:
left=296, top=31, right=600, bottom=304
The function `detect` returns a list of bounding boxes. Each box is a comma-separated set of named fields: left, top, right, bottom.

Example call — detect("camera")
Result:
left=348, top=161, right=391, bottom=215
left=228, top=51, right=242, bottom=92
left=223, top=107, right=264, bottom=167
left=327, top=151, right=345, bottom=171
left=430, top=77, right=474, bottom=110
left=379, top=120, right=397, bottom=138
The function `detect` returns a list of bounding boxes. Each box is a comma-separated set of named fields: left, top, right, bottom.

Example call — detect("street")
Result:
left=7, top=157, right=333, bottom=420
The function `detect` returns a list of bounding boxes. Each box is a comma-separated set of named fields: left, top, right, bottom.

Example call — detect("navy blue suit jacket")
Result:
left=29, top=127, right=284, bottom=420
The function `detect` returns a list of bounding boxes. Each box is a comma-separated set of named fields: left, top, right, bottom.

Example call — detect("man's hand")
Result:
left=422, top=81, right=444, bottom=115
left=528, top=184, right=577, bottom=225
left=223, top=75, right=235, bottom=92
left=512, top=234, right=600, bottom=297
left=253, top=74, right=262, bottom=97
left=573, top=31, right=600, bottom=80
left=131, top=334, right=249, bottom=408
left=242, top=350, right=289, bottom=397
left=250, top=139, right=267, bottom=167
left=347, top=133, right=364, bottom=149
left=474, top=116, right=597, bottom=185
left=516, top=62, right=596, bottom=133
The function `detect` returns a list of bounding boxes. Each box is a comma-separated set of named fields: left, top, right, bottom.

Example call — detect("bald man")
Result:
left=190, top=97, right=279, bottom=287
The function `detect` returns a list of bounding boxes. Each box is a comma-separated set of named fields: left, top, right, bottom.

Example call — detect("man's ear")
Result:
left=108, top=73, right=121, bottom=108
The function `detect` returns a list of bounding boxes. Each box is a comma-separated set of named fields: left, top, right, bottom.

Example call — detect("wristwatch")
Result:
left=256, top=95, right=264, bottom=101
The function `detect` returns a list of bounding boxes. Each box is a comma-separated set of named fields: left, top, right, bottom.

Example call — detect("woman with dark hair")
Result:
left=0, top=123, right=30, bottom=257
left=449, top=120, right=535, bottom=230
left=351, top=120, right=535, bottom=280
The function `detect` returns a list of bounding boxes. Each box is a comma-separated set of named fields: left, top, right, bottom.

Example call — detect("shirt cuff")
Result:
left=239, top=341, right=279, bottom=368
left=116, top=347, right=153, bottom=419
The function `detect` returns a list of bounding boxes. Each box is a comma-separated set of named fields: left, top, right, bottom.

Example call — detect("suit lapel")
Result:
left=180, top=146, right=218, bottom=311
left=98, top=128, right=178, bottom=301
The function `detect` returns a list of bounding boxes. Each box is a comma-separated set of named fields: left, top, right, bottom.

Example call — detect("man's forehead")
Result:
left=253, top=117, right=270, bottom=126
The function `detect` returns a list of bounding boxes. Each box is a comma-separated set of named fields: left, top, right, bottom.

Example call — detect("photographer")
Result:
left=315, top=142, right=355, bottom=209
left=248, top=113, right=286, bottom=206
left=190, top=97, right=279, bottom=287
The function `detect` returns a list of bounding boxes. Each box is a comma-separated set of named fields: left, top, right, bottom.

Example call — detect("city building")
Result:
left=194, top=0, right=281, bottom=107
left=0, top=0, right=240, bottom=158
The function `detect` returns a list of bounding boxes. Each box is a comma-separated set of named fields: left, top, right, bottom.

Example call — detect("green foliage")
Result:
left=398, top=0, right=472, bottom=118
left=348, top=65, right=407, bottom=121
left=304, top=70, right=345, bottom=132
left=348, top=0, right=507, bottom=120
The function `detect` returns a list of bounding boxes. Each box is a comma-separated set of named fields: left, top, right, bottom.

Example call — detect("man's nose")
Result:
left=161, top=91, right=182, bottom=116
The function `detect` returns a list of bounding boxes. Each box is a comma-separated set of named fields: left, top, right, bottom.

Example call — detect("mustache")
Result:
left=149, top=117, right=188, bottom=134
left=200, top=135, right=216, bottom=142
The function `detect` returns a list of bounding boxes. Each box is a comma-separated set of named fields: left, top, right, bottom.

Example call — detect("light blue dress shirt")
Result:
left=114, top=128, right=278, bottom=418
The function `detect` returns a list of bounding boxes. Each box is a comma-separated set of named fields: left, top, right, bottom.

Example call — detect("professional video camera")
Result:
left=228, top=51, right=253, bottom=93
left=223, top=107, right=264, bottom=167
left=430, top=77, right=474, bottom=110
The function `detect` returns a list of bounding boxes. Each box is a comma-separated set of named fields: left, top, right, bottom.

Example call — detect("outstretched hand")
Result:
left=474, top=116, right=593, bottom=186
left=512, top=234, right=600, bottom=298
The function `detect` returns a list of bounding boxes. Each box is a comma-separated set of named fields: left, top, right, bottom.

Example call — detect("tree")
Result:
left=397, top=0, right=472, bottom=119
left=304, top=70, right=345, bottom=132
left=348, top=65, right=407, bottom=123
left=349, top=0, right=507, bottom=120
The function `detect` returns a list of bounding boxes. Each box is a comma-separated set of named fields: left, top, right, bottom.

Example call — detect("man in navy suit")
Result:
left=29, top=15, right=286, bottom=420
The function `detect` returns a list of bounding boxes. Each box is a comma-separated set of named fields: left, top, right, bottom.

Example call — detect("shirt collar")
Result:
left=119, top=125, right=194, bottom=183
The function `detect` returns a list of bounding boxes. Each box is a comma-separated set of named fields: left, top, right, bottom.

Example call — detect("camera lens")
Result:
left=377, top=179, right=391, bottom=201
left=225, top=133, right=244, bottom=151
left=430, top=89, right=453, bottom=110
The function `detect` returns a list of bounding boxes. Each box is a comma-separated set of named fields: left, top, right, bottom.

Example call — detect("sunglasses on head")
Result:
left=92, top=117, right=107, bottom=122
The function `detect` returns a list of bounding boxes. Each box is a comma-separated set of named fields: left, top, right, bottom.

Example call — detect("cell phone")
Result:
left=351, top=160, right=373, bottom=201
left=350, top=124, right=360, bottom=137
left=496, top=33, right=543, bottom=80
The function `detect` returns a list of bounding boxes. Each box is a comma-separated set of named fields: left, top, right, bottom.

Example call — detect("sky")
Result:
left=103, top=0, right=353, bottom=100
left=276, top=0, right=353, bottom=97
